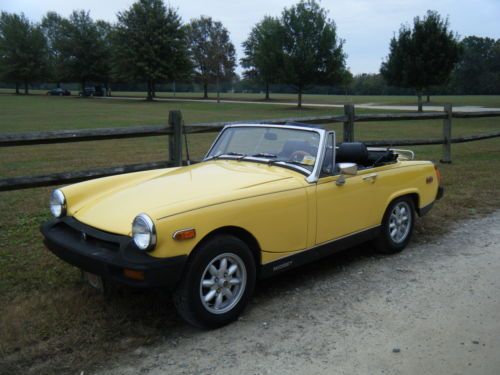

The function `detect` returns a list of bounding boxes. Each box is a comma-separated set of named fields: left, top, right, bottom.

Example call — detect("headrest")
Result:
left=336, top=142, right=368, bottom=164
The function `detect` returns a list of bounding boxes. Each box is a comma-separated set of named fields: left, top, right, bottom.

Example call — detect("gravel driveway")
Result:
left=97, top=212, right=500, bottom=375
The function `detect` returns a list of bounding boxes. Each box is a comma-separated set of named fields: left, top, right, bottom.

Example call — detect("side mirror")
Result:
left=336, top=162, right=358, bottom=186
left=338, top=162, right=358, bottom=175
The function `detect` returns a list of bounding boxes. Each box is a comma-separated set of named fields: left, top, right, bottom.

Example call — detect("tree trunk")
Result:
left=417, top=93, right=423, bottom=112
left=146, top=80, right=153, bottom=101
left=265, top=82, right=270, bottom=100
left=216, top=76, right=220, bottom=103
left=297, top=86, right=303, bottom=108
left=173, top=80, right=176, bottom=97
left=24, top=80, right=28, bottom=95
left=203, top=82, right=208, bottom=99
left=15, top=82, right=20, bottom=95
left=81, top=80, right=86, bottom=93
left=104, top=81, right=110, bottom=97
left=152, top=81, right=156, bottom=98
left=56, top=82, right=61, bottom=89
left=426, top=94, right=430, bottom=103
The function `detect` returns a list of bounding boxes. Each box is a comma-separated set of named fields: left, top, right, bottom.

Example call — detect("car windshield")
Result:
left=205, top=126, right=321, bottom=172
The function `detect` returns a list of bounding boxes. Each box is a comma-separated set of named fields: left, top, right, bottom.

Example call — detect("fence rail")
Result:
left=1, top=104, right=499, bottom=191
left=0, top=125, right=172, bottom=147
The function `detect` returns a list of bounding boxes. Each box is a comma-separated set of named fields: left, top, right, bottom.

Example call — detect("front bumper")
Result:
left=41, top=217, right=187, bottom=289
left=436, top=186, right=444, bottom=200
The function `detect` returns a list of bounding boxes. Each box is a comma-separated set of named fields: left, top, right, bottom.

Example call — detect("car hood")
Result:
left=71, top=160, right=302, bottom=235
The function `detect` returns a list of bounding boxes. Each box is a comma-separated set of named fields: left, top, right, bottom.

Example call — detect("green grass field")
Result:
left=0, top=93, right=499, bottom=374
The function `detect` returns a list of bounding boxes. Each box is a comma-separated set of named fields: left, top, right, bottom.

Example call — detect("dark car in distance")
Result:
left=79, top=86, right=107, bottom=97
left=47, top=88, right=71, bottom=96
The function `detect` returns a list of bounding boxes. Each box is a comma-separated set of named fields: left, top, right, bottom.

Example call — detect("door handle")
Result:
left=363, top=173, right=378, bottom=182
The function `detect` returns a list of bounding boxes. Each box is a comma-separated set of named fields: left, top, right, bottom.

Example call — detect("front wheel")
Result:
left=373, top=196, right=415, bottom=254
left=173, top=235, right=256, bottom=328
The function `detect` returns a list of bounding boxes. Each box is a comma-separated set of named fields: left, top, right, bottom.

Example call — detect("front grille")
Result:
left=58, top=220, right=121, bottom=252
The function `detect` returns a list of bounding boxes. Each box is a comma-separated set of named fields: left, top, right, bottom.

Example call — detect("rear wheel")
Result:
left=374, top=196, right=415, bottom=254
left=173, top=235, right=256, bottom=328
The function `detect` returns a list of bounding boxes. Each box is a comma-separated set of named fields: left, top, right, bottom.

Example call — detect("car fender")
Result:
left=380, top=188, right=420, bottom=223
left=151, top=184, right=309, bottom=260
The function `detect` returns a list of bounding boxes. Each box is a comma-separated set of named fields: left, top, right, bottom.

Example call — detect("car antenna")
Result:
left=184, top=123, right=191, bottom=166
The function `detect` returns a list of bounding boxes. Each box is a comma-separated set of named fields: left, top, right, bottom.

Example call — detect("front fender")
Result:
left=150, top=186, right=309, bottom=259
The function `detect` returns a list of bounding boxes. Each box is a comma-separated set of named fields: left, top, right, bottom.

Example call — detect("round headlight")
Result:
left=132, top=214, right=156, bottom=251
left=50, top=189, right=66, bottom=218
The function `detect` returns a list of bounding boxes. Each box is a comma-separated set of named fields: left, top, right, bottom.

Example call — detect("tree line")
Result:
left=1, top=0, right=499, bottom=109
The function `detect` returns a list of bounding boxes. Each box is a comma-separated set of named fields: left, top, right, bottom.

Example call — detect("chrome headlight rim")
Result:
left=132, top=213, right=157, bottom=252
left=50, top=189, right=66, bottom=218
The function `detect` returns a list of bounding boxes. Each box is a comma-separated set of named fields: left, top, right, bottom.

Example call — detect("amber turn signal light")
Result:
left=123, top=268, right=145, bottom=281
left=173, top=228, right=196, bottom=241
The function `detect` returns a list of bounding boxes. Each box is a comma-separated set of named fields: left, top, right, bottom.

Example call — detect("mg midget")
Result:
left=41, top=123, right=443, bottom=328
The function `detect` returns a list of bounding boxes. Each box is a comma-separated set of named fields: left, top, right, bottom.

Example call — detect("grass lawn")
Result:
left=0, top=94, right=499, bottom=374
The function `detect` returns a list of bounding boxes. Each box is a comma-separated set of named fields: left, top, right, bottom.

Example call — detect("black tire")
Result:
left=173, top=235, right=256, bottom=329
left=373, top=196, right=415, bottom=254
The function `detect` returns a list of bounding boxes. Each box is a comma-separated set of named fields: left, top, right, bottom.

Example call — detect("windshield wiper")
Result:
left=251, top=153, right=277, bottom=158
left=205, top=152, right=246, bottom=161
left=268, top=159, right=310, bottom=167
left=236, top=152, right=278, bottom=162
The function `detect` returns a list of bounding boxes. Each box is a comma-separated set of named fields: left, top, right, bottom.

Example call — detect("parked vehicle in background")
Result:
left=79, top=85, right=107, bottom=97
left=46, top=88, right=71, bottom=96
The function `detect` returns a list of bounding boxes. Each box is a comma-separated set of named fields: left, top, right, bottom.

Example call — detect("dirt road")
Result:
left=97, top=212, right=500, bottom=375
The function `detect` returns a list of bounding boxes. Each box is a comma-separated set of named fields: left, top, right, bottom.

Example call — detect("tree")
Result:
left=186, top=16, right=236, bottom=100
left=380, top=10, right=461, bottom=111
left=241, top=16, right=285, bottom=100
left=450, top=36, right=500, bottom=94
left=57, top=11, right=110, bottom=92
left=113, top=0, right=190, bottom=101
left=0, top=12, right=48, bottom=94
left=279, top=0, right=347, bottom=108
left=41, top=12, right=67, bottom=87
left=95, top=20, right=113, bottom=94
left=340, top=70, right=353, bottom=95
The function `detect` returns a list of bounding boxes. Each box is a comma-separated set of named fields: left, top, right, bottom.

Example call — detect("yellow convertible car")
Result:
left=41, top=123, right=443, bottom=328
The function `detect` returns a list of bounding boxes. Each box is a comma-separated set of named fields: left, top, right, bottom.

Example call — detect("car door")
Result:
left=315, top=135, right=378, bottom=244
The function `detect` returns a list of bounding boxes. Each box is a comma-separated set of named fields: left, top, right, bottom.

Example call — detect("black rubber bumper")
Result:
left=436, top=186, right=444, bottom=200
left=41, top=217, right=187, bottom=289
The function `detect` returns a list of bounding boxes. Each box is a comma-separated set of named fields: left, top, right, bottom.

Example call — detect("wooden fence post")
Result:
left=440, top=104, right=452, bottom=163
left=168, top=110, right=183, bottom=166
left=343, top=104, right=355, bottom=142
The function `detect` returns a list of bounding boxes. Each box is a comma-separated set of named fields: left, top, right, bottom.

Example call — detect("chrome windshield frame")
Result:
left=203, top=123, right=330, bottom=183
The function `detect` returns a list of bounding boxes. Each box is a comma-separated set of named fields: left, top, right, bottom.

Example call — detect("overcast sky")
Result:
left=2, top=0, right=499, bottom=75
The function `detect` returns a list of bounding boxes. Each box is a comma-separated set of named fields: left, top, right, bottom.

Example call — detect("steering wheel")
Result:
left=289, top=150, right=311, bottom=162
